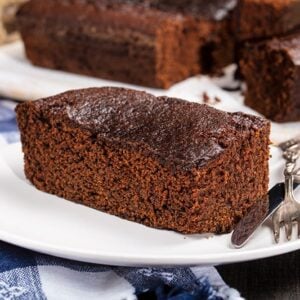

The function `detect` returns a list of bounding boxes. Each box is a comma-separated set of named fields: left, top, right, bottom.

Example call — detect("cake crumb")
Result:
left=202, top=92, right=210, bottom=103
left=202, top=92, right=222, bottom=105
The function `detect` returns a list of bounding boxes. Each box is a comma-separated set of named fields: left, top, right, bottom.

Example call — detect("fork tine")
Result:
left=272, top=214, right=281, bottom=243
left=285, top=220, right=293, bottom=240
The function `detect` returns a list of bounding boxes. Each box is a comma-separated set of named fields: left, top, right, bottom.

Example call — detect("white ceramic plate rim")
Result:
left=1, top=229, right=300, bottom=266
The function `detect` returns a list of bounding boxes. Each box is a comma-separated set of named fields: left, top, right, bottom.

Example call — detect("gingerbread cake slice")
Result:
left=241, top=33, right=300, bottom=122
left=16, top=87, right=270, bottom=234
left=233, top=0, right=300, bottom=42
left=16, top=0, right=237, bottom=88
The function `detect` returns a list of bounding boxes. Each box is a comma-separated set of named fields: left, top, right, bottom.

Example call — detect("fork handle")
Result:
left=284, top=172, right=294, bottom=201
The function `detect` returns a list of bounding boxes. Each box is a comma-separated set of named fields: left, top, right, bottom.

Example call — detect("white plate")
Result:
left=0, top=143, right=300, bottom=266
left=1, top=41, right=300, bottom=144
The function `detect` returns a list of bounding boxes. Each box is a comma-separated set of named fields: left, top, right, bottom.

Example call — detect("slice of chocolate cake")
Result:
left=241, top=33, right=300, bottom=122
left=233, top=0, right=300, bottom=42
left=16, top=87, right=270, bottom=234
left=16, top=0, right=237, bottom=88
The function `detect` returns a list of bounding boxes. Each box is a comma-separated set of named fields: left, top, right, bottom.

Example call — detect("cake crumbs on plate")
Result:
left=202, top=92, right=221, bottom=105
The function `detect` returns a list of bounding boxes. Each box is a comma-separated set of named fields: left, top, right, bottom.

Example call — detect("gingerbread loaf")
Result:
left=16, top=0, right=237, bottom=88
left=16, top=87, right=270, bottom=234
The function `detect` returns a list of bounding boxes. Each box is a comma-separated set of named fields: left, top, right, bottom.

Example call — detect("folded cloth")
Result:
left=0, top=0, right=26, bottom=44
left=0, top=99, right=243, bottom=300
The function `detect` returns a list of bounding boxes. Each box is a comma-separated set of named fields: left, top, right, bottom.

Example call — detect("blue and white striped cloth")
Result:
left=0, top=100, right=242, bottom=300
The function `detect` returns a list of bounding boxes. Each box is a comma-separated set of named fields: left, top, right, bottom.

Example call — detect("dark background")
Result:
left=217, top=250, right=300, bottom=299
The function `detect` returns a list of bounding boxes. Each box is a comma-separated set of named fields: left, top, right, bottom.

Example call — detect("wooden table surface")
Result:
left=217, top=250, right=300, bottom=299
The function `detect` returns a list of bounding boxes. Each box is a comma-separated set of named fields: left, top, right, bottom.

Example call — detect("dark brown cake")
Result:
left=151, top=0, right=237, bottom=74
left=16, top=0, right=237, bottom=88
left=16, top=87, right=270, bottom=234
left=233, top=0, right=300, bottom=42
left=241, top=33, right=300, bottom=122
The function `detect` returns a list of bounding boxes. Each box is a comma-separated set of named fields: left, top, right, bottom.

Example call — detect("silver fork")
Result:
left=272, top=147, right=300, bottom=243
